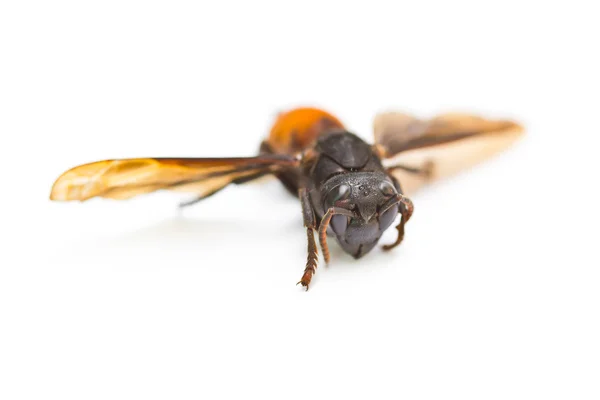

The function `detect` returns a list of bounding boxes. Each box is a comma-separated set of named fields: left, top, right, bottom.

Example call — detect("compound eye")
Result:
left=325, top=184, right=351, bottom=207
left=330, top=214, right=349, bottom=235
left=379, top=181, right=396, bottom=197
left=379, top=204, right=398, bottom=231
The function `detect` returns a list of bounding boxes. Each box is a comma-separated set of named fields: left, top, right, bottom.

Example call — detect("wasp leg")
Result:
left=178, top=171, right=268, bottom=209
left=318, top=207, right=356, bottom=264
left=382, top=194, right=414, bottom=251
left=297, top=188, right=319, bottom=291
left=387, top=161, right=434, bottom=179
left=178, top=187, right=222, bottom=208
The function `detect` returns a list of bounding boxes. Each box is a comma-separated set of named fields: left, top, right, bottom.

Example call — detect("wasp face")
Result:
left=321, top=172, right=400, bottom=258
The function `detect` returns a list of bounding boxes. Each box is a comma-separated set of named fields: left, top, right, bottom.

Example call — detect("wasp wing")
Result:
left=50, top=155, right=299, bottom=201
left=374, top=112, right=524, bottom=195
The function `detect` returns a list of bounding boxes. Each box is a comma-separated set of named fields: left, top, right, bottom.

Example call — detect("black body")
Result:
left=298, top=131, right=405, bottom=259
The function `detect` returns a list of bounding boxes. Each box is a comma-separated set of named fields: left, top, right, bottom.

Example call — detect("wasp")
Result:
left=50, top=107, right=523, bottom=289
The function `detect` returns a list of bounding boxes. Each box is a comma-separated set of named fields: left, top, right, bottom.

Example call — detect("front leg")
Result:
left=297, top=188, right=319, bottom=290
left=318, top=206, right=355, bottom=264
left=382, top=193, right=414, bottom=251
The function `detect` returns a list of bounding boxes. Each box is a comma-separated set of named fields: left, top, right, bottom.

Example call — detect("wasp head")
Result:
left=321, top=172, right=400, bottom=259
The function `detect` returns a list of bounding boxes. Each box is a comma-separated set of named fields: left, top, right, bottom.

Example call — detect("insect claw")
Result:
left=382, top=221, right=406, bottom=251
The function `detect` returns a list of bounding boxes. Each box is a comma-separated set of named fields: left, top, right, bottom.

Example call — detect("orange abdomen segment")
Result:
left=266, top=107, right=345, bottom=155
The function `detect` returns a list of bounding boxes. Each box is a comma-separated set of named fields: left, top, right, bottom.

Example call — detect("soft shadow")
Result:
left=51, top=210, right=407, bottom=278
left=109, top=215, right=260, bottom=246
left=58, top=215, right=300, bottom=265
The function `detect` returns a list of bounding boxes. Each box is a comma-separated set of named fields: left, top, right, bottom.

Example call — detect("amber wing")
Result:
left=50, top=155, right=299, bottom=201
left=374, top=112, right=524, bottom=195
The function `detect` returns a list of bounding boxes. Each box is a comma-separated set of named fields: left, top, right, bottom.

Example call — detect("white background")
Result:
left=1, top=1, right=599, bottom=399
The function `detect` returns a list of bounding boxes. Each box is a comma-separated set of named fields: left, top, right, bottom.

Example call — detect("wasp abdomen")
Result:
left=264, top=107, right=344, bottom=155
